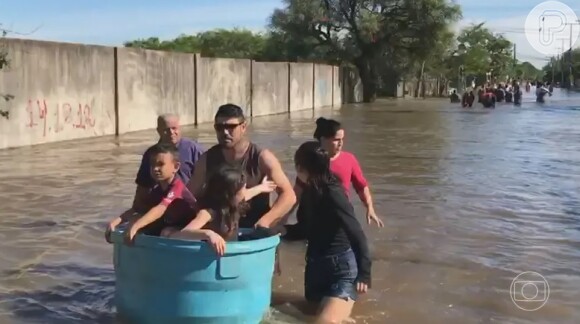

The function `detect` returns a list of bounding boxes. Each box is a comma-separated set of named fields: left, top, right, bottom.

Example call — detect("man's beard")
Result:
left=218, top=137, right=236, bottom=148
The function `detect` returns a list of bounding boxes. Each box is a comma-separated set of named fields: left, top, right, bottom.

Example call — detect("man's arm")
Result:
left=132, top=186, right=150, bottom=211
left=256, top=149, right=296, bottom=228
left=134, top=149, right=154, bottom=210
left=192, top=142, right=205, bottom=163
left=187, top=152, right=207, bottom=198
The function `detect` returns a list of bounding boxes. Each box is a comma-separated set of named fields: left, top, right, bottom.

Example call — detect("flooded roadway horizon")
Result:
left=0, top=88, right=579, bottom=324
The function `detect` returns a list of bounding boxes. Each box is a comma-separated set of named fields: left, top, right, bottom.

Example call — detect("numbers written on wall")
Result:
left=25, top=99, right=96, bottom=137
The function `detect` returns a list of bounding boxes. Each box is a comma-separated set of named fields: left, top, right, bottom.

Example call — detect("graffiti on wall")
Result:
left=25, top=99, right=96, bottom=137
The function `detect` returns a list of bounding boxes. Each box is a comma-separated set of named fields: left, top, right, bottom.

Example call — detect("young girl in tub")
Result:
left=169, top=165, right=277, bottom=255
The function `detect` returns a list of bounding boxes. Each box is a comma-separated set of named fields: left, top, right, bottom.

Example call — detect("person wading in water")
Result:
left=187, top=104, right=296, bottom=230
left=282, top=118, right=383, bottom=244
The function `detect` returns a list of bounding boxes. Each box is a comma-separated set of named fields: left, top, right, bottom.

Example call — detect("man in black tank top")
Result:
left=187, top=104, right=296, bottom=228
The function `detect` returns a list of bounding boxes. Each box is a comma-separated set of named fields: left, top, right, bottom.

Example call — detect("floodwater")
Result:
left=0, top=88, right=579, bottom=324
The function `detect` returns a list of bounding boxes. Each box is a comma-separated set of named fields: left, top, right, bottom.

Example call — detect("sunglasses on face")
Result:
left=214, top=122, right=243, bottom=132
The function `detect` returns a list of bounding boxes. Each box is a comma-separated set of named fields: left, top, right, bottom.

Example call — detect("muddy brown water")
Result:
left=0, top=89, right=579, bottom=324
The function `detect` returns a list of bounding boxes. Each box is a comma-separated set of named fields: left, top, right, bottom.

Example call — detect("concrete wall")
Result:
left=403, top=78, right=442, bottom=98
left=289, top=63, right=314, bottom=112
left=332, top=66, right=342, bottom=106
left=0, top=38, right=365, bottom=150
left=314, top=64, right=333, bottom=108
left=341, top=66, right=363, bottom=103
left=251, top=62, right=289, bottom=117
left=117, top=48, right=196, bottom=133
left=0, top=39, right=115, bottom=149
left=196, top=57, right=251, bottom=123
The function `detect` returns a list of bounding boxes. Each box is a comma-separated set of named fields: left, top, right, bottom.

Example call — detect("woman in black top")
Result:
left=290, top=141, right=372, bottom=323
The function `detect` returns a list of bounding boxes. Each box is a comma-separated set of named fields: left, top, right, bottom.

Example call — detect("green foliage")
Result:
left=541, top=48, right=580, bottom=86
left=268, top=0, right=462, bottom=101
left=124, top=27, right=329, bottom=63
left=449, top=23, right=514, bottom=82
left=443, top=23, right=542, bottom=87
left=514, top=61, right=542, bottom=80
left=125, top=28, right=268, bottom=59
left=1, top=25, right=12, bottom=119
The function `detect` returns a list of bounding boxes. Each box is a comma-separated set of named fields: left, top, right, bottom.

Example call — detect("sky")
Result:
left=1, top=0, right=579, bottom=68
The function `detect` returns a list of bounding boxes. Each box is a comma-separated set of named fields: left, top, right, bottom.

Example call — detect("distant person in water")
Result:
left=289, top=141, right=372, bottom=323
left=505, top=85, right=513, bottom=103
left=536, top=83, right=552, bottom=103
left=449, top=90, right=460, bottom=103
left=494, top=85, right=505, bottom=102
left=477, top=87, right=485, bottom=102
left=171, top=165, right=277, bottom=255
left=462, top=90, right=475, bottom=107
left=105, top=143, right=198, bottom=244
left=187, top=104, right=296, bottom=229
left=481, top=88, right=496, bottom=108
left=133, top=114, right=204, bottom=211
left=513, top=82, right=522, bottom=105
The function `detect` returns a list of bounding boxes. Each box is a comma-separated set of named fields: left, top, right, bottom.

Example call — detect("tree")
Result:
left=541, top=48, right=580, bottom=86
left=195, top=29, right=267, bottom=59
left=125, top=29, right=268, bottom=59
left=269, top=0, right=462, bottom=102
left=514, top=61, right=542, bottom=80
left=450, top=23, right=514, bottom=85
left=0, top=25, right=12, bottom=119
left=409, top=28, right=456, bottom=97
left=260, top=30, right=335, bottom=63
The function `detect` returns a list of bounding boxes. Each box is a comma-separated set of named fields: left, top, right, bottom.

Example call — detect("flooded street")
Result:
left=1, top=89, right=579, bottom=324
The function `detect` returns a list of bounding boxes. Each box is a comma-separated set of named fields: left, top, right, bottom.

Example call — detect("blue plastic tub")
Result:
left=111, top=228, right=280, bottom=324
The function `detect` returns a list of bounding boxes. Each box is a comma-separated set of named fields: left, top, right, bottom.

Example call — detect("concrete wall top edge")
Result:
left=3, top=37, right=115, bottom=51
left=199, top=57, right=252, bottom=64
left=117, top=46, right=197, bottom=59
left=253, top=61, right=297, bottom=64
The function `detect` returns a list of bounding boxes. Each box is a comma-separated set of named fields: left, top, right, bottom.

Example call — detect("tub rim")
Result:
left=111, top=228, right=280, bottom=255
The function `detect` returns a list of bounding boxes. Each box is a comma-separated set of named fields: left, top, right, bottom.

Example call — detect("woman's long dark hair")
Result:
left=313, top=117, right=342, bottom=141
left=294, top=141, right=337, bottom=193
left=199, top=165, right=248, bottom=235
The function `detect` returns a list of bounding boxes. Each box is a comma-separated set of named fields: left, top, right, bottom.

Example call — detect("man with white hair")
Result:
left=133, top=113, right=204, bottom=208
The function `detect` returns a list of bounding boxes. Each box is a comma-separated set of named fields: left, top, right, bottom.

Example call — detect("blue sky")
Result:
left=1, top=0, right=579, bottom=68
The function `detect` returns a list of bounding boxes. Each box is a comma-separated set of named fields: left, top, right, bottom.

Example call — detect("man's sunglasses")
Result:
left=214, top=122, right=243, bottom=132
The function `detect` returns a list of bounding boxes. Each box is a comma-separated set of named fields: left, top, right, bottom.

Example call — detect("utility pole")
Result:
left=564, top=20, right=580, bottom=88
left=551, top=57, right=555, bottom=84
left=558, top=40, right=566, bottom=85
left=562, top=53, right=565, bottom=86
left=513, top=43, right=517, bottom=81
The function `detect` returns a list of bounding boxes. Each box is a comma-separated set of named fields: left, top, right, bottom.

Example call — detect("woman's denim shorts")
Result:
left=304, top=248, right=358, bottom=302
